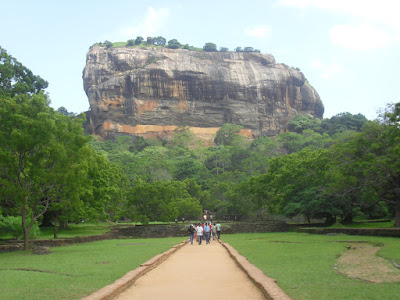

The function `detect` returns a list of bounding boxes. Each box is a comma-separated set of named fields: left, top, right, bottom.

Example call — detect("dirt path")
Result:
left=114, top=239, right=266, bottom=300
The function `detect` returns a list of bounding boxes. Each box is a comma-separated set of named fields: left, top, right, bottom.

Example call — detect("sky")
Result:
left=1, top=0, right=399, bottom=119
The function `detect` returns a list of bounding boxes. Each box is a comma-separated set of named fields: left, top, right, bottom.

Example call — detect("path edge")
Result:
left=219, top=240, right=292, bottom=300
left=81, top=239, right=189, bottom=300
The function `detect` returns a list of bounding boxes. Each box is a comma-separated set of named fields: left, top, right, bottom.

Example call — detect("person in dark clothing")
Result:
left=188, top=224, right=196, bottom=245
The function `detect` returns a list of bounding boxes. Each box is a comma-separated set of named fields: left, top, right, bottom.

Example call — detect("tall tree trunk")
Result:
left=395, top=201, right=400, bottom=227
left=325, top=214, right=336, bottom=225
left=306, top=214, right=311, bottom=224
left=21, top=206, right=29, bottom=251
left=53, top=213, right=58, bottom=239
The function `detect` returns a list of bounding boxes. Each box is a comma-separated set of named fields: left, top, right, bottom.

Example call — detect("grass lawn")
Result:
left=329, top=220, right=395, bottom=228
left=0, top=237, right=185, bottom=300
left=222, top=232, right=400, bottom=300
left=37, top=223, right=112, bottom=239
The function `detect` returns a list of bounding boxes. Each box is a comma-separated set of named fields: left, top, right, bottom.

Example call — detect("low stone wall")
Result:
left=298, top=227, right=400, bottom=237
left=115, top=224, right=188, bottom=238
left=115, top=221, right=293, bottom=238
left=226, top=222, right=293, bottom=234
left=0, top=232, right=119, bottom=253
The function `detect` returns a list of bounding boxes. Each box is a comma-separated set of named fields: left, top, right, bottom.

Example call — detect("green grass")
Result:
left=0, top=237, right=185, bottom=300
left=329, top=220, right=395, bottom=228
left=37, top=223, right=111, bottom=239
left=222, top=232, right=400, bottom=300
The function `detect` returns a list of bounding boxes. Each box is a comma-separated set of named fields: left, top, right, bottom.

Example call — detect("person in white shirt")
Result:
left=196, top=224, right=204, bottom=245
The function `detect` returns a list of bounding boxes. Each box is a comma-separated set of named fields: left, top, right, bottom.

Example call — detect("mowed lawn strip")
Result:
left=222, top=232, right=400, bottom=300
left=0, top=237, right=185, bottom=300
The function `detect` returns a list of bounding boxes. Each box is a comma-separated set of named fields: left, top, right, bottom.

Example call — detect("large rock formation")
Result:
left=83, top=46, right=323, bottom=144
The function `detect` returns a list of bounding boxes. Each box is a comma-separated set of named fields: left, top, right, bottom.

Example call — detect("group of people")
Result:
left=188, top=222, right=221, bottom=245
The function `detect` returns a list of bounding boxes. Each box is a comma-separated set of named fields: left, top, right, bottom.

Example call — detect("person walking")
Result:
left=203, top=222, right=211, bottom=244
left=215, top=222, right=221, bottom=239
left=196, top=223, right=204, bottom=245
left=188, top=224, right=195, bottom=245
left=211, top=222, right=217, bottom=240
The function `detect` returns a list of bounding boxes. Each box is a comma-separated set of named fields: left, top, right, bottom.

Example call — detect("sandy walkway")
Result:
left=114, top=239, right=266, bottom=300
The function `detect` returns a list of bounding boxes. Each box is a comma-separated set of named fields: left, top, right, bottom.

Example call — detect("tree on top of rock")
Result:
left=203, top=43, right=218, bottom=52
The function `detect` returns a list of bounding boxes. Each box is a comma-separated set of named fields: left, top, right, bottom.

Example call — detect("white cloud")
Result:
left=330, top=23, right=393, bottom=51
left=278, top=0, right=400, bottom=49
left=119, top=7, right=170, bottom=39
left=244, top=25, right=272, bottom=38
left=311, top=59, right=343, bottom=79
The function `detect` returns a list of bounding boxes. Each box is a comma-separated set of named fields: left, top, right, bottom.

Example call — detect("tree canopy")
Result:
left=0, top=47, right=48, bottom=97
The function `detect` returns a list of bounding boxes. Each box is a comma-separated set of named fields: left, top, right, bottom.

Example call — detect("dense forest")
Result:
left=1, top=46, right=399, bottom=250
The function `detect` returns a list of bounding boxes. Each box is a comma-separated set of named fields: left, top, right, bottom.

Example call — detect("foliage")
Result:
left=0, top=83, right=98, bottom=246
left=214, top=123, right=243, bottom=146
left=321, top=112, right=368, bottom=135
left=287, top=114, right=321, bottom=133
left=0, top=46, right=48, bottom=97
left=167, top=39, right=181, bottom=49
left=135, top=36, right=144, bottom=45
left=0, top=215, right=40, bottom=239
left=126, top=179, right=202, bottom=223
left=153, top=36, right=166, bottom=46
left=146, top=36, right=155, bottom=45
left=203, top=42, right=218, bottom=52
left=57, top=106, right=76, bottom=116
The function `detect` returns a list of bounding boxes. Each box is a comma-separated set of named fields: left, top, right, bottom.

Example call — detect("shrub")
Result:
left=0, top=216, right=40, bottom=239
left=203, top=42, right=217, bottom=52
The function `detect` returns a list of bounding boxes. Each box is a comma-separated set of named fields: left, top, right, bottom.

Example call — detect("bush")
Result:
left=0, top=216, right=40, bottom=239
left=203, top=42, right=217, bottom=52
left=167, top=39, right=181, bottom=49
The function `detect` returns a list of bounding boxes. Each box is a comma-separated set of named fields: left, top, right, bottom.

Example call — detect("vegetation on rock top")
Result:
left=92, top=35, right=261, bottom=53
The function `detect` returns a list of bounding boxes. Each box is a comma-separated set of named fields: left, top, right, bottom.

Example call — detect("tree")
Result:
left=153, top=36, right=166, bottom=46
left=244, top=47, right=254, bottom=52
left=57, top=106, right=76, bottom=116
left=203, top=43, right=217, bottom=52
left=146, top=37, right=155, bottom=45
left=102, top=40, right=113, bottom=48
left=133, top=146, right=173, bottom=181
left=167, top=39, right=181, bottom=49
left=321, top=112, right=368, bottom=135
left=214, top=123, right=243, bottom=146
left=0, top=93, right=91, bottom=249
left=219, top=47, right=229, bottom=52
left=127, top=39, right=135, bottom=46
left=135, top=36, right=144, bottom=45
left=248, top=148, right=336, bottom=222
left=127, top=180, right=202, bottom=223
left=0, top=47, right=48, bottom=97
left=235, top=47, right=243, bottom=52
left=288, top=115, right=321, bottom=134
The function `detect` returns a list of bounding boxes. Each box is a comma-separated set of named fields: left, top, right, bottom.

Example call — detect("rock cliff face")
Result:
left=83, top=46, right=323, bottom=144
